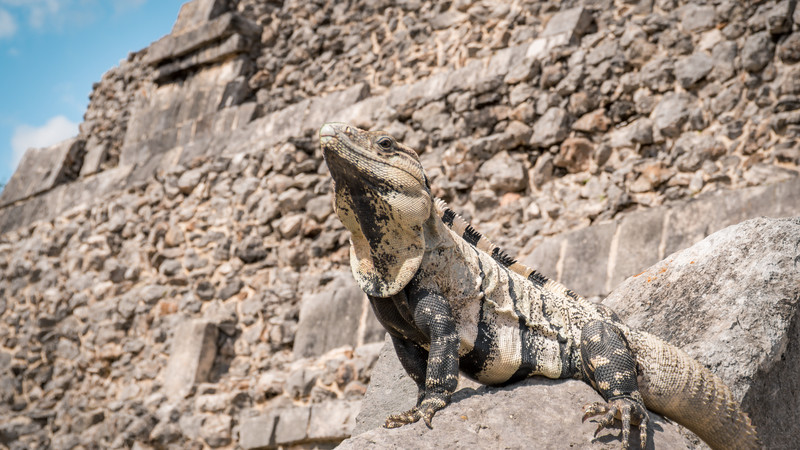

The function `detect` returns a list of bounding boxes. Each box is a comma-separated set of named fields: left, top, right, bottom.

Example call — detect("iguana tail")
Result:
left=629, top=330, right=760, bottom=450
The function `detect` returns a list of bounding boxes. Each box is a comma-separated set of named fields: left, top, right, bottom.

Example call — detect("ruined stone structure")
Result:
left=0, top=0, right=798, bottom=448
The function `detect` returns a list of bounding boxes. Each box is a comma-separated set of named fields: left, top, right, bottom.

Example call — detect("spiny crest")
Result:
left=432, top=198, right=584, bottom=301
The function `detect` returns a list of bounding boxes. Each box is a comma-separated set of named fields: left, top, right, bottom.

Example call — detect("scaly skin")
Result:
left=319, top=122, right=760, bottom=449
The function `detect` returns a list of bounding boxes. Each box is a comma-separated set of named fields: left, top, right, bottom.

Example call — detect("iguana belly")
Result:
left=429, top=236, right=573, bottom=384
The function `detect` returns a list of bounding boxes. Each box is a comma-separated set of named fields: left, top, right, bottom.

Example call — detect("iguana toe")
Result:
left=384, top=407, right=423, bottom=428
left=582, top=398, right=650, bottom=449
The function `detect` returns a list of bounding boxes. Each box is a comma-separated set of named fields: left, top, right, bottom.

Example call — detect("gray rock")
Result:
left=673, top=133, right=725, bottom=171
left=711, top=81, right=742, bottom=114
left=344, top=375, right=694, bottom=449
left=308, top=400, right=360, bottom=440
left=239, top=413, right=277, bottom=450
left=680, top=4, right=716, bottom=32
left=163, top=319, right=218, bottom=400
left=530, top=107, right=571, bottom=148
left=352, top=333, right=421, bottom=435
left=195, top=280, right=215, bottom=301
left=305, top=194, right=333, bottom=223
left=235, top=236, right=267, bottom=264
left=293, top=272, right=365, bottom=359
left=200, top=414, right=231, bottom=447
left=0, top=138, right=84, bottom=207
left=529, top=152, right=555, bottom=189
left=674, top=52, right=713, bottom=88
left=604, top=217, right=800, bottom=450
left=159, top=258, right=183, bottom=277
left=274, top=406, right=310, bottom=445
left=541, top=7, right=594, bottom=43
left=778, top=32, right=800, bottom=64
left=177, top=169, right=203, bottom=194
left=478, top=151, right=527, bottom=192
left=218, top=278, right=243, bottom=300
left=741, top=31, right=775, bottom=72
left=639, top=57, right=674, bottom=92
left=767, top=0, right=793, bottom=35
left=651, top=92, right=692, bottom=138
left=709, top=40, right=737, bottom=82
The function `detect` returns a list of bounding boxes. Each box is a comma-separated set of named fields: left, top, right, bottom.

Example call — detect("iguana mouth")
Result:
left=320, top=122, right=426, bottom=187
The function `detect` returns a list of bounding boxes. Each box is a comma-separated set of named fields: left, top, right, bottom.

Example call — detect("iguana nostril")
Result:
left=319, top=123, right=336, bottom=139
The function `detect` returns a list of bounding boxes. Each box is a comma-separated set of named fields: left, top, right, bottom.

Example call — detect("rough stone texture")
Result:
left=674, top=52, right=713, bottom=88
left=541, top=7, right=594, bottom=42
left=530, top=107, right=571, bottom=147
left=524, top=177, right=800, bottom=298
left=604, top=217, right=800, bottom=450
left=345, top=375, right=695, bottom=449
left=560, top=221, right=617, bottom=296
left=741, top=31, right=776, bottom=72
left=239, top=414, right=277, bottom=450
left=352, top=334, right=418, bottom=435
left=650, top=92, right=692, bottom=138
left=1, top=0, right=800, bottom=448
left=0, top=138, right=83, bottom=206
left=293, top=273, right=367, bottom=359
left=163, top=319, right=218, bottom=400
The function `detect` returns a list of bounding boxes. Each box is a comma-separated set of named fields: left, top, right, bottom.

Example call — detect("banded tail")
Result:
left=631, top=331, right=760, bottom=449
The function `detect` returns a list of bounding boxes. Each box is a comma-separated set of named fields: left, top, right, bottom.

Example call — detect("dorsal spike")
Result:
left=433, top=197, right=585, bottom=302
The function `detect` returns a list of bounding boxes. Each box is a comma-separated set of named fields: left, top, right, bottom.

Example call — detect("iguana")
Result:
left=319, top=122, right=760, bottom=449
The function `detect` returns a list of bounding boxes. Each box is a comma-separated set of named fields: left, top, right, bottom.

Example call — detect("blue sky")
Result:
left=0, top=0, right=186, bottom=186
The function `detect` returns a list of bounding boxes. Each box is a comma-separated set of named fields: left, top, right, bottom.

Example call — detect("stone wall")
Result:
left=0, top=0, right=799, bottom=448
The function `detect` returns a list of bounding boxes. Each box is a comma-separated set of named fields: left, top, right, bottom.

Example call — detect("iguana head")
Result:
left=319, top=122, right=432, bottom=297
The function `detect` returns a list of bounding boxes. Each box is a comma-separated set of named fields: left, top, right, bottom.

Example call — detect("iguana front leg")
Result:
left=580, top=320, right=650, bottom=449
left=385, top=282, right=459, bottom=429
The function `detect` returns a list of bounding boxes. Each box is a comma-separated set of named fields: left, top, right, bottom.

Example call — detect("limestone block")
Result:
left=560, top=221, right=616, bottom=297
left=153, top=35, right=252, bottom=82
left=146, top=13, right=260, bottom=67
left=171, top=0, right=230, bottom=35
left=664, top=176, right=800, bottom=257
left=609, top=208, right=664, bottom=289
left=605, top=217, right=800, bottom=450
left=233, top=102, right=257, bottom=130
left=307, top=400, right=361, bottom=441
left=352, top=334, right=417, bottom=435
left=293, top=273, right=365, bottom=359
left=163, top=319, right=218, bottom=400
left=79, top=135, right=108, bottom=177
left=305, top=83, right=370, bottom=131
left=0, top=138, right=82, bottom=207
left=332, top=95, right=386, bottom=129
left=258, top=99, right=310, bottom=150
left=274, top=406, right=310, bottom=445
left=521, top=235, right=563, bottom=282
left=541, top=7, right=594, bottom=42
left=238, top=413, right=277, bottom=450
left=389, top=70, right=450, bottom=113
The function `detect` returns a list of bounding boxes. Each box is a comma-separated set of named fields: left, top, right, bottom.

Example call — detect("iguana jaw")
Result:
left=320, top=122, right=434, bottom=297
left=320, top=122, right=427, bottom=187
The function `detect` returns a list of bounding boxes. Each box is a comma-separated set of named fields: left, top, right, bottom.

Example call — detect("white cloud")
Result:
left=0, top=0, right=93, bottom=31
left=11, top=115, right=79, bottom=168
left=0, top=7, right=16, bottom=38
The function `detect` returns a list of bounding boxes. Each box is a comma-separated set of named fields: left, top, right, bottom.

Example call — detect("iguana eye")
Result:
left=377, top=137, right=393, bottom=150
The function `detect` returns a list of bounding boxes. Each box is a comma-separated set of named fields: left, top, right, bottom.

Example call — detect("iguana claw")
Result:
left=582, top=398, right=650, bottom=449
left=384, top=398, right=445, bottom=429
